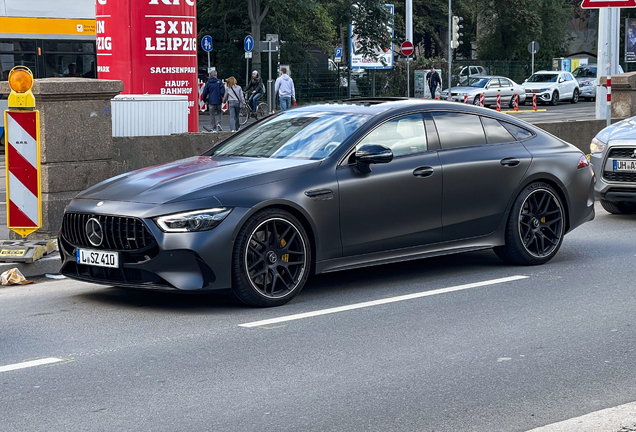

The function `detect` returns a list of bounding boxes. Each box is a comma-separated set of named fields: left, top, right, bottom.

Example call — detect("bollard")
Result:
left=496, top=93, right=501, bottom=112
left=513, top=94, right=519, bottom=111
left=479, top=93, right=485, bottom=107
left=464, top=94, right=469, bottom=104
left=532, top=93, right=537, bottom=111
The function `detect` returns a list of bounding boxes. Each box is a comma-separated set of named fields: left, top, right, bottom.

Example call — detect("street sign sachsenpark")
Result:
left=401, top=40, right=414, bottom=56
left=581, top=0, right=636, bottom=8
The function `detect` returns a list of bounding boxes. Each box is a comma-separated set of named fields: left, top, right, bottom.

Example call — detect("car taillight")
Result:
left=577, top=154, right=590, bottom=169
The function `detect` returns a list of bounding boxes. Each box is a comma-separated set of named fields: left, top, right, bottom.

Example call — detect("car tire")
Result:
left=600, top=199, right=636, bottom=215
left=570, top=89, right=579, bottom=104
left=550, top=91, right=559, bottom=106
left=473, top=96, right=481, bottom=106
left=232, top=208, right=311, bottom=307
left=494, top=182, right=565, bottom=266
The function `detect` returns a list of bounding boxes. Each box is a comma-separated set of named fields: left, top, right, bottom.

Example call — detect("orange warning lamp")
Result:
left=7, top=66, right=35, bottom=109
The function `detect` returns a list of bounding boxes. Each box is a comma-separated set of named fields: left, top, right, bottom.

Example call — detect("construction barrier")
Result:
left=532, top=94, right=537, bottom=111
left=513, top=94, right=519, bottom=112
left=496, top=93, right=501, bottom=112
left=479, top=94, right=485, bottom=107
left=464, top=94, right=469, bottom=104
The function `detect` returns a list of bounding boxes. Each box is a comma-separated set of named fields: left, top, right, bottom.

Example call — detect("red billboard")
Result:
left=96, top=0, right=198, bottom=132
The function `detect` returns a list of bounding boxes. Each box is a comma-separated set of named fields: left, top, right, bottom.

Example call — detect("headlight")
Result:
left=590, top=137, right=607, bottom=155
left=538, top=88, right=549, bottom=93
left=155, top=208, right=232, bottom=232
left=580, top=80, right=594, bottom=87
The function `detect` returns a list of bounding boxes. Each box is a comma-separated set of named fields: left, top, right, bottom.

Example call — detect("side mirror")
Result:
left=355, top=144, right=393, bottom=174
left=558, top=78, right=564, bottom=83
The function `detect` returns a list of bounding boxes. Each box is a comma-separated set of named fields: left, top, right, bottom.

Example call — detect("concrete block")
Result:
left=41, top=161, right=115, bottom=194
left=0, top=254, right=62, bottom=279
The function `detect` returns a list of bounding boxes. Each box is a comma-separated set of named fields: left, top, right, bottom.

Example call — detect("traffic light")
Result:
left=451, top=16, right=463, bottom=49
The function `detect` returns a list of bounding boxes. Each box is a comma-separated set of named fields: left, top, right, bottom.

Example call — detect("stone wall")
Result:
left=534, top=118, right=622, bottom=154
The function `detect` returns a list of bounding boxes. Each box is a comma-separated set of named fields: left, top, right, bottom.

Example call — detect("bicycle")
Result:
left=239, top=92, right=270, bottom=125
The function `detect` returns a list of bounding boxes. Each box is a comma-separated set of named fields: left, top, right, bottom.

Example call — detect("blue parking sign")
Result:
left=201, top=35, right=213, bottom=52
left=335, top=48, right=342, bottom=58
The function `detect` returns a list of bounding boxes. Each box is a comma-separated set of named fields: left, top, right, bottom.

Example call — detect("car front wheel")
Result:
left=494, top=182, right=565, bottom=265
left=570, top=89, right=579, bottom=104
left=550, top=91, right=559, bottom=106
left=233, top=208, right=311, bottom=307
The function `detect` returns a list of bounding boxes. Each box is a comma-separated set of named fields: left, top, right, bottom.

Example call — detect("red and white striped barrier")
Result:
left=4, top=111, right=40, bottom=231
left=479, top=94, right=485, bottom=107
left=198, top=80, right=207, bottom=113
left=532, top=93, right=537, bottom=111
left=464, top=94, right=469, bottom=104
left=496, top=93, right=501, bottom=111
left=513, top=94, right=519, bottom=111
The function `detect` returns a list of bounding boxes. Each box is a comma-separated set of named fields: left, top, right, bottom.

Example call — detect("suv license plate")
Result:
left=613, top=159, right=636, bottom=172
left=76, top=249, right=119, bottom=268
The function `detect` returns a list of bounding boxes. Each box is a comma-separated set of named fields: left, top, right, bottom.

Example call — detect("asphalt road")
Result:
left=2, top=202, right=636, bottom=431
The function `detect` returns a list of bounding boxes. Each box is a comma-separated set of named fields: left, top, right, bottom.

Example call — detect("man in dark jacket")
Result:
left=245, top=70, right=263, bottom=113
left=202, top=70, right=225, bottom=132
left=426, top=67, right=441, bottom=99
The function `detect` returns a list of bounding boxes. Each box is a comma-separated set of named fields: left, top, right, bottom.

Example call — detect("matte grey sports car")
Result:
left=59, top=98, right=595, bottom=307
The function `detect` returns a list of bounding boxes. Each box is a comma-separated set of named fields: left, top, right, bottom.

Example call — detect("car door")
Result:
left=558, top=73, right=572, bottom=99
left=485, top=78, right=500, bottom=105
left=498, top=78, right=514, bottom=104
left=337, top=113, right=443, bottom=256
left=430, top=112, right=532, bottom=241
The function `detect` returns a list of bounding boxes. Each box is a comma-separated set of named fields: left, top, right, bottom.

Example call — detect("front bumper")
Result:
left=525, top=91, right=551, bottom=102
left=591, top=146, right=636, bottom=203
left=579, top=86, right=595, bottom=98
left=59, top=200, right=250, bottom=292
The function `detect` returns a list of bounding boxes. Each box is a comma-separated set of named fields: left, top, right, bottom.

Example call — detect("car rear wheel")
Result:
left=550, top=91, right=559, bottom=106
left=494, top=182, right=565, bottom=265
left=570, top=89, right=579, bottom=104
left=233, top=209, right=311, bottom=307
left=473, top=96, right=480, bottom=106
left=600, top=199, right=636, bottom=214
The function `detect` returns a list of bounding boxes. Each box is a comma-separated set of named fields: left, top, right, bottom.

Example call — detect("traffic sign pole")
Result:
left=400, top=41, right=414, bottom=98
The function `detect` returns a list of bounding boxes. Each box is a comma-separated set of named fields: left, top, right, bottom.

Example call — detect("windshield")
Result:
left=527, top=73, right=558, bottom=83
left=468, top=77, right=489, bottom=88
left=210, top=111, right=370, bottom=160
left=572, top=66, right=596, bottom=78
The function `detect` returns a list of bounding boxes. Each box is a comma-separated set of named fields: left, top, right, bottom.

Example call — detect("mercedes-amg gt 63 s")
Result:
left=59, top=98, right=595, bottom=307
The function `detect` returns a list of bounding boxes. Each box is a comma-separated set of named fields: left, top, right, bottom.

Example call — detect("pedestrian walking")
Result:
left=245, top=70, right=264, bottom=113
left=222, top=76, right=245, bottom=132
left=275, top=67, right=296, bottom=111
left=426, top=66, right=441, bottom=100
left=202, top=70, right=225, bottom=132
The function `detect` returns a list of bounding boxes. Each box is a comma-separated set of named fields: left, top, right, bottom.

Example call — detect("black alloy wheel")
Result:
left=473, top=96, right=481, bottom=106
left=494, top=182, right=565, bottom=265
left=570, top=89, right=579, bottom=104
left=550, top=91, right=559, bottom=106
left=233, top=209, right=311, bottom=307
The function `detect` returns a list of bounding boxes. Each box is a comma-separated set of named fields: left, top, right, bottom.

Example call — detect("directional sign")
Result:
left=335, top=48, right=343, bottom=58
left=527, top=41, right=540, bottom=54
left=401, top=40, right=414, bottom=56
left=201, top=35, right=213, bottom=52
left=244, top=35, right=254, bottom=52
left=581, top=0, right=636, bottom=8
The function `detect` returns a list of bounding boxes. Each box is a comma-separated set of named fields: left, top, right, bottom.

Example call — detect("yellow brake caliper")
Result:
left=279, top=238, right=289, bottom=263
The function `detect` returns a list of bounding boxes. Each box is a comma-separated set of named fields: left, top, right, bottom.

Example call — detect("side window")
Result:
left=500, top=121, right=534, bottom=141
left=488, top=79, right=500, bottom=89
left=500, top=78, right=512, bottom=87
left=481, top=117, right=515, bottom=144
left=356, top=114, right=427, bottom=157
left=432, top=112, right=487, bottom=149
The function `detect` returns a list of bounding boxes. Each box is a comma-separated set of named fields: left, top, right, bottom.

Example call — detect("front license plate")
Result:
left=613, top=159, right=636, bottom=172
left=76, top=249, right=119, bottom=268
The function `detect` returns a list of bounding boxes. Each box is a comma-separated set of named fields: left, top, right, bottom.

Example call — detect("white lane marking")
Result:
left=0, top=357, right=65, bottom=373
left=239, top=275, right=529, bottom=328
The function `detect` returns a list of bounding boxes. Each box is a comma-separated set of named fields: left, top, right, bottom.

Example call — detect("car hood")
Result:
left=596, top=116, right=636, bottom=143
left=76, top=156, right=320, bottom=204
left=523, top=82, right=557, bottom=90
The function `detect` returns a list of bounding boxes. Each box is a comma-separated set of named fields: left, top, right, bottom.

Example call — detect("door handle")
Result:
left=500, top=157, right=520, bottom=167
left=413, top=167, right=435, bottom=178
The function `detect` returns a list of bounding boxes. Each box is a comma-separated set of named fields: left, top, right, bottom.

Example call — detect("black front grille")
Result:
left=608, top=148, right=636, bottom=158
left=603, top=172, right=636, bottom=182
left=62, top=213, right=155, bottom=251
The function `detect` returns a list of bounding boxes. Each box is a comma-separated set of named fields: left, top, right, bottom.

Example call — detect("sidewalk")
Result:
left=198, top=111, right=257, bottom=132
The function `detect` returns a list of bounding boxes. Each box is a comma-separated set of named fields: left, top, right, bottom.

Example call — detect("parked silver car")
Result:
left=524, top=71, right=579, bottom=105
left=441, top=75, right=526, bottom=107
left=590, top=116, right=636, bottom=214
left=572, top=63, right=624, bottom=101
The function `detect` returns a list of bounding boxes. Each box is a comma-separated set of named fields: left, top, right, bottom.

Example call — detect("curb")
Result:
left=0, top=254, right=61, bottom=279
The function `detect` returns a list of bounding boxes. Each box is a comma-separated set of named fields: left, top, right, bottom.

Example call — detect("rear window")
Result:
left=500, top=122, right=534, bottom=141
left=432, top=112, right=487, bottom=149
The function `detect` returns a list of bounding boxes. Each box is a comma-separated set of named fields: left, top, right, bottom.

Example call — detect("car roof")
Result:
left=533, top=71, right=561, bottom=74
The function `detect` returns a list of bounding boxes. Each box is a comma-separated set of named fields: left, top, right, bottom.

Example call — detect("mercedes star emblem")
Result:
left=85, top=218, right=104, bottom=247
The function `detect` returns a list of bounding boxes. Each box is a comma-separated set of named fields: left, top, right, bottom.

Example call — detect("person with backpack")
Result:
left=202, top=70, right=225, bottom=132
left=245, top=70, right=264, bottom=113
left=222, top=76, right=246, bottom=132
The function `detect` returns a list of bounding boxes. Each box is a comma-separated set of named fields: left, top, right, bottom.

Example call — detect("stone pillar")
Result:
left=600, top=72, right=636, bottom=120
left=0, top=78, right=123, bottom=239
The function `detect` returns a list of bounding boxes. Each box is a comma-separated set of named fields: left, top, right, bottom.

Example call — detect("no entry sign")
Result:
left=401, top=41, right=414, bottom=56
left=581, top=0, right=636, bottom=7
left=4, top=111, right=41, bottom=236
